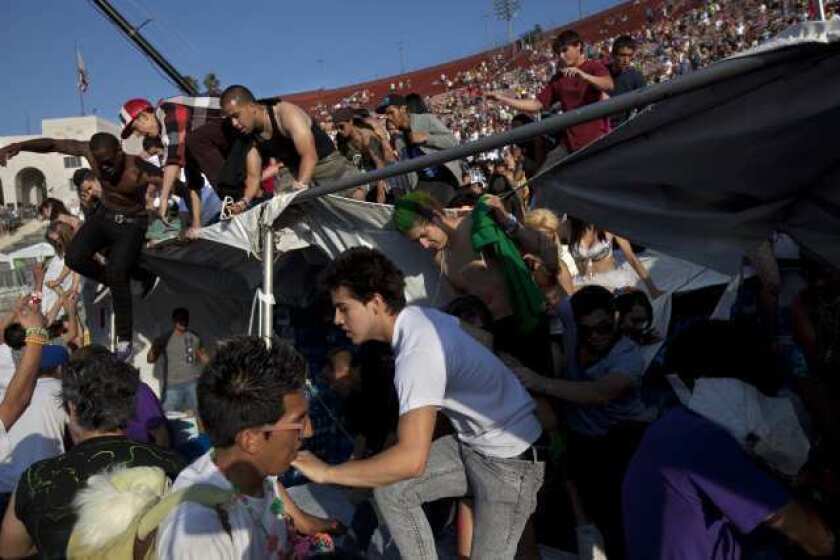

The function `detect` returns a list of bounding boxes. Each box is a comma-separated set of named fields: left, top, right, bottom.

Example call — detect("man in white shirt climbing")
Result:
left=293, top=247, right=546, bottom=559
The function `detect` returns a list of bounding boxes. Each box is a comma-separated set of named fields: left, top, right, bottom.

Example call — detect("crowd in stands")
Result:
left=0, top=0, right=836, bottom=558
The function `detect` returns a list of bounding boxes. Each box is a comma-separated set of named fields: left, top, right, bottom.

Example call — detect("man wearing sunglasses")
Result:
left=487, top=29, right=614, bottom=154
left=157, top=336, right=343, bottom=559
left=508, top=285, right=647, bottom=558
left=292, top=247, right=545, bottom=560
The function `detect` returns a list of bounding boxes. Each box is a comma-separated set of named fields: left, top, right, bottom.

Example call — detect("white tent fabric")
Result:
left=198, top=192, right=455, bottom=307
left=0, top=242, right=55, bottom=266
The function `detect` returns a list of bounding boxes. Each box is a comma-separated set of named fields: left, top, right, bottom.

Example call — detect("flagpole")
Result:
left=76, top=41, right=87, bottom=116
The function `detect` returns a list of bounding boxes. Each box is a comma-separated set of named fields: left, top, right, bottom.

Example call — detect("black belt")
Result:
left=515, top=432, right=550, bottom=462
left=99, top=207, right=148, bottom=225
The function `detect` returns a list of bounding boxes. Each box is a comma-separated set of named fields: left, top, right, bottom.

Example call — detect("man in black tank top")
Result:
left=219, top=85, right=364, bottom=215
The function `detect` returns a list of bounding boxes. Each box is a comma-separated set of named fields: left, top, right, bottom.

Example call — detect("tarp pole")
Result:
left=110, top=306, right=116, bottom=352
left=261, top=225, right=274, bottom=348
left=293, top=45, right=807, bottom=204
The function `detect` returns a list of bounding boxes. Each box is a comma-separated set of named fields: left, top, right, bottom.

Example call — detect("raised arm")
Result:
left=486, top=92, right=544, bottom=114
left=0, top=302, right=46, bottom=431
left=0, top=138, right=92, bottom=166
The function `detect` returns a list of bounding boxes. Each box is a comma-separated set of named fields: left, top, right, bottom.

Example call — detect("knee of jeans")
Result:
left=373, top=481, right=409, bottom=510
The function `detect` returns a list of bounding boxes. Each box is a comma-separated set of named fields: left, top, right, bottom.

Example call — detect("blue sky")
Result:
left=0, top=0, right=622, bottom=136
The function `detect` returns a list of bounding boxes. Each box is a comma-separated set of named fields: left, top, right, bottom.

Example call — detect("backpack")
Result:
left=66, top=465, right=233, bottom=560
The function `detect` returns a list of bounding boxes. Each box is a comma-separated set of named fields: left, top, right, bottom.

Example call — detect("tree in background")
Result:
left=203, top=73, right=222, bottom=96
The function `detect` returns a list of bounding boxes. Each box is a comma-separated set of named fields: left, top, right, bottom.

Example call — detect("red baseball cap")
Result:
left=119, top=98, right=154, bottom=139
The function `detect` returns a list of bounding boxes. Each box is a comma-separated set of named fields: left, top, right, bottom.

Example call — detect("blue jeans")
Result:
left=163, top=381, right=198, bottom=413
left=374, top=435, right=544, bottom=559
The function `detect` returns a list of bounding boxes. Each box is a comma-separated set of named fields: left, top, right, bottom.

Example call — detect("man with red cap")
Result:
left=119, top=96, right=231, bottom=238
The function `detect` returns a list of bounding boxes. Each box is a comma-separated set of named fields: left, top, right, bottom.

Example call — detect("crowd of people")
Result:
left=0, top=0, right=834, bottom=557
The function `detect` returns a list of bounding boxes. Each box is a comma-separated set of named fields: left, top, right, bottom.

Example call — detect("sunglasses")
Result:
left=259, top=411, right=310, bottom=434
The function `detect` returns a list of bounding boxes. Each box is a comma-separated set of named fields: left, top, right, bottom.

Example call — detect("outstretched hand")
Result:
left=0, top=144, right=21, bottom=167
left=291, top=450, right=331, bottom=485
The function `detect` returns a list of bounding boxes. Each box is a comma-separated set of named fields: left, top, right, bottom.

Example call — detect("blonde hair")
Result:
left=524, top=208, right=561, bottom=234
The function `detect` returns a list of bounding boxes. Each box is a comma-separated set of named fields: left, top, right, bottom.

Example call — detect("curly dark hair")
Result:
left=4, top=323, right=26, bottom=350
left=319, top=247, right=406, bottom=314
left=613, top=290, right=653, bottom=323
left=570, top=285, right=614, bottom=322
left=61, top=353, right=140, bottom=432
left=198, top=336, right=307, bottom=448
left=611, top=35, right=636, bottom=55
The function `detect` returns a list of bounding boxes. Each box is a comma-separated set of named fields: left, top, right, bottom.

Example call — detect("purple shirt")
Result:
left=623, top=406, right=790, bottom=560
left=127, top=383, right=167, bottom=444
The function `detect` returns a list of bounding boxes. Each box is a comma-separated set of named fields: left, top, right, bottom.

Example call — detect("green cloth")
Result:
left=470, top=196, right=545, bottom=334
left=145, top=217, right=183, bottom=241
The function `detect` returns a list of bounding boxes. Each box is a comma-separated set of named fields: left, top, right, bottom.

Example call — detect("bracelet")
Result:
left=25, top=327, right=48, bottom=338
left=24, top=336, right=47, bottom=346
left=504, top=214, right=520, bottom=235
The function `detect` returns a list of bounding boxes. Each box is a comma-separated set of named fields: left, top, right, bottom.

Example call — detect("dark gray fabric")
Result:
left=533, top=41, right=840, bottom=273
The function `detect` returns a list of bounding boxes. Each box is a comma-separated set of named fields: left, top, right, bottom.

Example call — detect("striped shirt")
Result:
left=156, top=96, right=222, bottom=168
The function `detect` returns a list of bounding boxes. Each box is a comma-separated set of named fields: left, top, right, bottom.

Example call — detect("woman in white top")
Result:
left=567, top=216, right=662, bottom=298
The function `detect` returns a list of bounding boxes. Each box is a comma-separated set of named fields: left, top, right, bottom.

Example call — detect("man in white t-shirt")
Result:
left=293, top=247, right=545, bottom=559
left=0, top=346, right=69, bottom=501
left=157, top=336, right=343, bottom=559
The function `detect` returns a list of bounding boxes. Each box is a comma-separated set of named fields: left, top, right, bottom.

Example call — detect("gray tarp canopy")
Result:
left=531, top=20, right=840, bottom=273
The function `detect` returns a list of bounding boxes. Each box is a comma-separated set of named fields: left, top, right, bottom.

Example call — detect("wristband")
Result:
left=25, top=327, right=48, bottom=338
left=24, top=336, right=47, bottom=346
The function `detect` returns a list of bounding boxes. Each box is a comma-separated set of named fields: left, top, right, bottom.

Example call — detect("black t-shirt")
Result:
left=610, top=67, right=647, bottom=126
left=15, top=435, right=185, bottom=560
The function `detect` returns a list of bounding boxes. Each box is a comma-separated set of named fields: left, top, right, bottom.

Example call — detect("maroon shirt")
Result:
left=537, top=59, right=611, bottom=152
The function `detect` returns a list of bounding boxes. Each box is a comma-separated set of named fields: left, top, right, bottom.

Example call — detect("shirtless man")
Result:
left=392, top=191, right=560, bottom=372
left=219, top=85, right=363, bottom=215
left=333, top=107, right=395, bottom=203
left=0, top=133, right=182, bottom=360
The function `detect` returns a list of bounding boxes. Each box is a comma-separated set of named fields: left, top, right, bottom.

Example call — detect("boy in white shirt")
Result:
left=157, top=336, right=341, bottom=559
left=293, top=247, right=545, bottom=559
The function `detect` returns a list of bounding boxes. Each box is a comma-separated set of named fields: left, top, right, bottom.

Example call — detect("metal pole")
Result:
left=79, top=89, right=86, bottom=117
left=294, top=45, right=805, bottom=203
left=261, top=225, right=274, bottom=348
left=818, top=0, right=826, bottom=21
left=90, top=0, right=198, bottom=95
